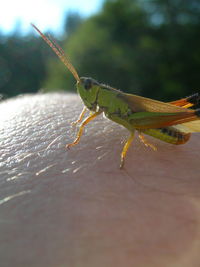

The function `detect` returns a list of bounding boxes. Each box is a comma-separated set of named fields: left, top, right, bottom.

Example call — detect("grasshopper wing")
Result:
left=120, top=93, right=195, bottom=113
left=169, top=93, right=200, bottom=132
left=173, top=120, right=200, bottom=133
left=169, top=93, right=200, bottom=108
left=119, top=93, right=199, bottom=129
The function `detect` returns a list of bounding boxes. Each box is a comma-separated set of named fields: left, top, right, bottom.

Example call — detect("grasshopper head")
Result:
left=77, top=77, right=100, bottom=111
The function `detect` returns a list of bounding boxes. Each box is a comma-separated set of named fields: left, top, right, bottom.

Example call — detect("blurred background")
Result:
left=0, top=0, right=200, bottom=101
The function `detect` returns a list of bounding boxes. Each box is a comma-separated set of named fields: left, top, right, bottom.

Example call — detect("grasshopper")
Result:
left=32, top=24, right=200, bottom=168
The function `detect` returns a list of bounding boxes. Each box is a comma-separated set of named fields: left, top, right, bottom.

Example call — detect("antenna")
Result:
left=31, top=23, right=80, bottom=82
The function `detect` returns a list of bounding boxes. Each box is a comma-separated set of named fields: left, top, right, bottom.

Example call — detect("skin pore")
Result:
left=1, top=93, right=200, bottom=267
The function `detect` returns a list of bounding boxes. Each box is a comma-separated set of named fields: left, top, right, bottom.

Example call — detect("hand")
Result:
left=1, top=93, right=200, bottom=266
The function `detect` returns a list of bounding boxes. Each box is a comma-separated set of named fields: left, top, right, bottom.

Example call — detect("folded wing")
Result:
left=119, top=93, right=200, bottom=130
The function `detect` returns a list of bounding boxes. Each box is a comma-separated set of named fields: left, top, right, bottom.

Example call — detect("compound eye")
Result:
left=84, top=79, right=92, bottom=90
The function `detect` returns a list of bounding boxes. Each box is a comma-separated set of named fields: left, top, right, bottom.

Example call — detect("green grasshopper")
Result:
left=32, top=24, right=200, bottom=168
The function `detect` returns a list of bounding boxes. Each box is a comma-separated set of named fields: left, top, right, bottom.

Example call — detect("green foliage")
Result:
left=1, top=0, right=200, bottom=101
left=0, top=35, right=49, bottom=98
left=43, top=0, right=200, bottom=101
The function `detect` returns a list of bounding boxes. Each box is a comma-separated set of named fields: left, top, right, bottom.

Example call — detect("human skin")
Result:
left=1, top=93, right=200, bottom=267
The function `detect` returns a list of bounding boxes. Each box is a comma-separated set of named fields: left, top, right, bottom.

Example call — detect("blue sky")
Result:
left=0, top=0, right=103, bottom=35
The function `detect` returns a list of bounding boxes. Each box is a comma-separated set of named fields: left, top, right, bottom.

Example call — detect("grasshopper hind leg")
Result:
left=138, top=132, right=157, bottom=151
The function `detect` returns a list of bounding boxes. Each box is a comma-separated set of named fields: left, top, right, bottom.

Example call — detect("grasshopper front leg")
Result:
left=71, top=107, right=87, bottom=126
left=66, top=111, right=102, bottom=149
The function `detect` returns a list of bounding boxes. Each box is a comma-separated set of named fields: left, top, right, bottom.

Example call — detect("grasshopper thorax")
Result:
left=77, top=77, right=100, bottom=111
